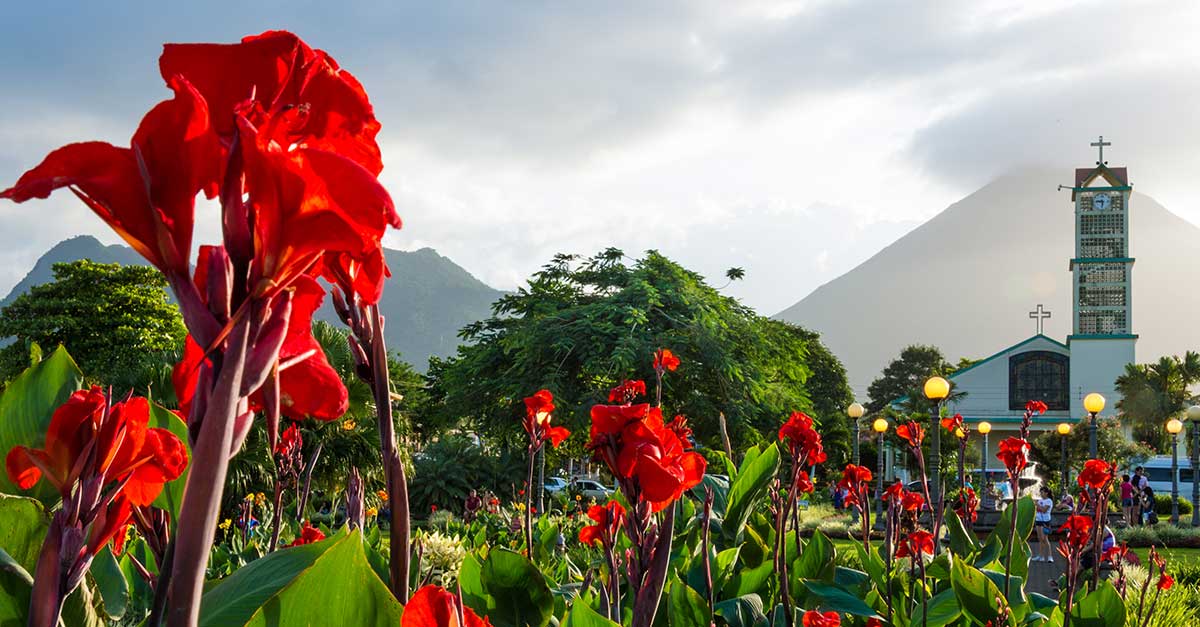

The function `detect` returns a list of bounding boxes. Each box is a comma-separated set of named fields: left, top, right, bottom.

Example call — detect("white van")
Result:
left=1131, top=456, right=1196, bottom=495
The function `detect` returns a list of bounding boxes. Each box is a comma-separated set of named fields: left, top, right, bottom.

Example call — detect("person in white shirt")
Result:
left=1034, top=487, right=1055, bottom=562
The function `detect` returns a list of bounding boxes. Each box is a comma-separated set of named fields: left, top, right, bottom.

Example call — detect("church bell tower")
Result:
left=1067, top=136, right=1137, bottom=418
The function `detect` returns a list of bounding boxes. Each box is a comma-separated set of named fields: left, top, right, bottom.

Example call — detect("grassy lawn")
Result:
left=829, top=538, right=1200, bottom=571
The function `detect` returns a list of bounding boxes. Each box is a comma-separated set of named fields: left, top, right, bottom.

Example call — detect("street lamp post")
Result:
left=1189, top=405, right=1200, bottom=527
left=848, top=402, right=866, bottom=465
left=1169, top=418, right=1184, bottom=524
left=1084, top=393, right=1105, bottom=459
left=873, top=418, right=888, bottom=529
left=1057, top=423, right=1072, bottom=499
left=924, top=376, right=950, bottom=522
left=978, top=421, right=992, bottom=508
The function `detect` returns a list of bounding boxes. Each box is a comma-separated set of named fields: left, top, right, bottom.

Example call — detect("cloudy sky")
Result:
left=2, top=0, right=1198, bottom=314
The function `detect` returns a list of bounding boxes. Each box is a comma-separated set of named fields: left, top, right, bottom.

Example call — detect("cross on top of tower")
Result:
left=1090, top=135, right=1111, bottom=165
left=1029, top=304, right=1051, bottom=335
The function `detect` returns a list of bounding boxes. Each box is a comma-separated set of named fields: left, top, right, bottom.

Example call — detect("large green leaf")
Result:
left=714, top=594, right=767, bottom=627
left=474, top=548, right=554, bottom=627
left=1069, top=580, right=1125, bottom=627
left=148, top=401, right=191, bottom=524
left=668, top=574, right=711, bottom=627
left=910, top=587, right=962, bottom=627
left=792, top=530, right=835, bottom=582
left=91, top=546, right=128, bottom=620
left=951, top=558, right=1011, bottom=627
left=0, top=346, right=83, bottom=505
left=563, top=601, right=621, bottom=627
left=945, top=507, right=981, bottom=556
left=724, top=559, right=773, bottom=598
left=802, top=581, right=880, bottom=619
left=0, top=494, right=48, bottom=573
left=199, top=528, right=402, bottom=626
left=722, top=443, right=780, bottom=544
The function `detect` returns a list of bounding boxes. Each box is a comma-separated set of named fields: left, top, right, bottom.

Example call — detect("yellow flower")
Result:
left=244, top=493, right=255, bottom=502
left=342, top=419, right=357, bottom=430
left=219, top=519, right=232, bottom=531
left=255, top=492, right=267, bottom=506
left=575, top=494, right=582, bottom=501
left=377, top=490, right=389, bottom=501
left=366, top=507, right=378, bottom=518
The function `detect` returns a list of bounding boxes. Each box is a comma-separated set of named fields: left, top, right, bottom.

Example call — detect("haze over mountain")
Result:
left=0, top=236, right=503, bottom=370
left=776, top=167, right=1200, bottom=397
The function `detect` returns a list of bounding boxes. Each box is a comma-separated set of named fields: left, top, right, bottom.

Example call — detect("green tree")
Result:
left=423, top=249, right=844, bottom=462
left=865, top=344, right=953, bottom=413
left=0, top=260, right=185, bottom=395
left=1115, top=352, right=1200, bottom=451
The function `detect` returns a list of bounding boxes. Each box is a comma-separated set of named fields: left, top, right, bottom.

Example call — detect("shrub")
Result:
left=1115, top=524, right=1200, bottom=548
left=1154, top=494, right=1194, bottom=516
left=1124, top=565, right=1200, bottom=625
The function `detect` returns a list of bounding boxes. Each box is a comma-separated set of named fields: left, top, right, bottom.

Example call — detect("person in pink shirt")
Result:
left=1119, top=474, right=1134, bottom=525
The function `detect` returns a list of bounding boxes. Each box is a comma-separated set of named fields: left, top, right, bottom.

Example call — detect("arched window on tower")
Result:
left=1008, top=351, right=1070, bottom=411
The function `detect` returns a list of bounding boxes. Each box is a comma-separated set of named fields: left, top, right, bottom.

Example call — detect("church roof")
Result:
left=887, top=334, right=1068, bottom=408
left=1072, top=165, right=1129, bottom=199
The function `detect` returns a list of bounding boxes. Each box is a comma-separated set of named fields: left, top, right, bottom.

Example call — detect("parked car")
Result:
left=1134, top=456, right=1196, bottom=494
left=544, top=477, right=569, bottom=495
left=571, top=478, right=614, bottom=500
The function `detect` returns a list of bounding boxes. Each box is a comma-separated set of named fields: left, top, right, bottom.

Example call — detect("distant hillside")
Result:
left=0, top=235, right=147, bottom=309
left=775, top=167, right=1200, bottom=394
left=1, top=236, right=503, bottom=370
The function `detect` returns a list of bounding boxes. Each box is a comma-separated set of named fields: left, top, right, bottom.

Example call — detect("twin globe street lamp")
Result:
left=978, top=421, right=992, bottom=503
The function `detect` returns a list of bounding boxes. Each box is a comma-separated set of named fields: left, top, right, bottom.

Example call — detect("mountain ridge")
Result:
left=0, top=236, right=503, bottom=371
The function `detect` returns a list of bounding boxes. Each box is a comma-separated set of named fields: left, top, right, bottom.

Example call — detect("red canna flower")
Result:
left=895, top=422, right=925, bottom=448
left=275, top=422, right=303, bottom=458
left=995, top=437, right=1031, bottom=475
left=801, top=610, right=842, bottom=627
left=289, top=521, right=326, bottom=547
left=1102, top=543, right=1134, bottom=565
left=1077, top=459, right=1116, bottom=490
left=578, top=501, right=625, bottom=547
left=940, top=413, right=964, bottom=433
left=402, top=584, right=493, bottom=627
left=652, top=348, right=680, bottom=372
left=778, top=411, right=827, bottom=465
left=1158, top=573, right=1174, bottom=590
left=1059, top=515, right=1093, bottom=549
left=883, top=481, right=905, bottom=503
left=0, top=78, right=220, bottom=280
left=840, top=464, right=874, bottom=486
left=431, top=505, right=438, bottom=513
left=865, top=619, right=884, bottom=627
left=522, top=389, right=570, bottom=448
left=173, top=273, right=349, bottom=422
left=902, top=491, right=926, bottom=512
left=895, top=530, right=935, bottom=558
left=608, top=379, right=647, bottom=403
left=953, top=487, right=979, bottom=523
left=795, top=471, right=815, bottom=494
left=6, top=386, right=188, bottom=508
left=590, top=403, right=655, bottom=443
left=1025, top=400, right=1048, bottom=415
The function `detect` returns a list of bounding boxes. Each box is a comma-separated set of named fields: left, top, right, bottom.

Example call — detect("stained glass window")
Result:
left=1009, top=351, right=1069, bottom=411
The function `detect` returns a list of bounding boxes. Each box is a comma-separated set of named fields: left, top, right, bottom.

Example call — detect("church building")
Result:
left=896, top=138, right=1136, bottom=450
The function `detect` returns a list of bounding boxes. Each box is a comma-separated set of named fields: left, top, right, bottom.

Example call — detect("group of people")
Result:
left=1119, top=467, right=1159, bottom=526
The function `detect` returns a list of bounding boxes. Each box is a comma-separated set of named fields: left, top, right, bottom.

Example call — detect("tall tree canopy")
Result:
left=1115, top=352, right=1200, bottom=451
left=0, top=260, right=185, bottom=395
left=866, top=344, right=954, bottom=413
left=423, top=249, right=849, bottom=458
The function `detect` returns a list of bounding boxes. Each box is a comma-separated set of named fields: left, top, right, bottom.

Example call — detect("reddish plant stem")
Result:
left=368, top=305, right=410, bottom=602
left=27, top=514, right=66, bottom=627
left=524, top=446, right=537, bottom=556
left=166, top=314, right=252, bottom=627
left=269, top=481, right=284, bottom=552
left=296, top=442, right=324, bottom=521
left=631, top=502, right=676, bottom=627
left=702, top=487, right=715, bottom=617
left=772, top=485, right=794, bottom=627
left=1003, top=473, right=1019, bottom=600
